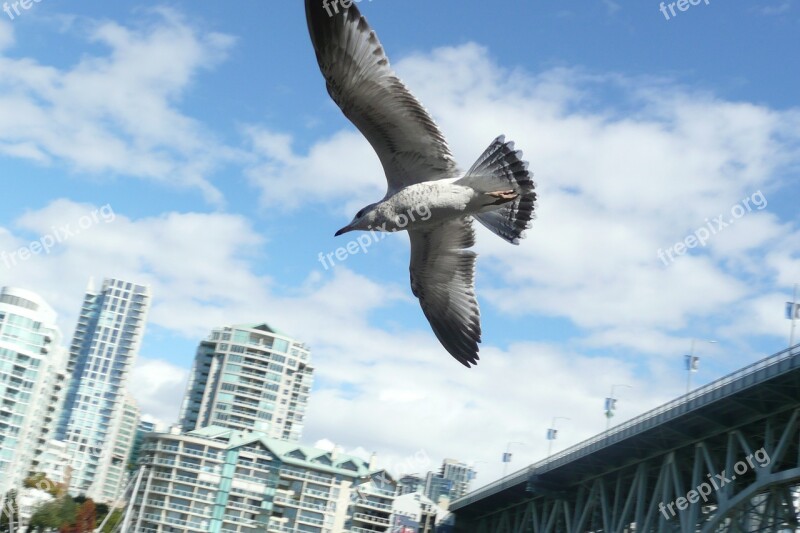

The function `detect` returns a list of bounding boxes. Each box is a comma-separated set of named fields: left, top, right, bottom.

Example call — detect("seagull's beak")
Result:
left=335, top=225, right=353, bottom=237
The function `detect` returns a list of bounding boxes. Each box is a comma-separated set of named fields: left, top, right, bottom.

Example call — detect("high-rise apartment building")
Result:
left=98, top=394, right=141, bottom=502
left=0, top=287, right=67, bottom=495
left=424, top=459, right=475, bottom=506
left=29, top=354, right=69, bottom=476
left=129, top=419, right=156, bottom=469
left=398, top=474, right=424, bottom=496
left=56, top=278, right=151, bottom=501
left=178, top=323, right=313, bottom=442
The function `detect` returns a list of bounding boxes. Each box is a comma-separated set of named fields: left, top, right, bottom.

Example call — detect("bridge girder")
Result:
left=458, top=408, right=800, bottom=533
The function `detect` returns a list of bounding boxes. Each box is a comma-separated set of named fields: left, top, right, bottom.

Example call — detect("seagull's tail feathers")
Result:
left=457, top=135, right=537, bottom=245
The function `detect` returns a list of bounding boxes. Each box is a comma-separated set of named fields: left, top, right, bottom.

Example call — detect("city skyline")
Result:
left=0, top=278, right=476, bottom=503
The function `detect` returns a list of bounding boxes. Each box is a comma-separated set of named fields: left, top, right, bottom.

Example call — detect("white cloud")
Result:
left=758, top=1, right=792, bottom=15
left=0, top=19, right=13, bottom=51
left=0, top=8, right=236, bottom=203
left=602, top=0, right=622, bottom=15
left=302, top=341, right=669, bottom=486
left=129, top=358, right=190, bottom=426
left=245, top=126, right=385, bottom=215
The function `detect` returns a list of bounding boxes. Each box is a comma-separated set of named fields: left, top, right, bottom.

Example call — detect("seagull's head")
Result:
left=335, top=204, right=380, bottom=236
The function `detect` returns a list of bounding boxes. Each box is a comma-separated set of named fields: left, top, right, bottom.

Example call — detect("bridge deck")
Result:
left=451, top=344, right=800, bottom=518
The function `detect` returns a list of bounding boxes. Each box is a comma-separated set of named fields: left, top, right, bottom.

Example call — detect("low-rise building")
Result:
left=347, top=471, right=397, bottom=532
left=128, top=426, right=392, bottom=533
left=390, top=492, right=441, bottom=533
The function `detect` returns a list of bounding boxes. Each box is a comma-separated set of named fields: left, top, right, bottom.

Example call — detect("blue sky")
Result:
left=1, top=0, right=799, bottom=485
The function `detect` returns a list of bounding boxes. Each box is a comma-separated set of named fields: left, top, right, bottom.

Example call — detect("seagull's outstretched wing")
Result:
left=305, top=0, right=458, bottom=193
left=409, top=218, right=481, bottom=367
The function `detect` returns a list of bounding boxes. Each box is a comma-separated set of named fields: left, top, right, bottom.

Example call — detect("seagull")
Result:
left=306, top=0, right=537, bottom=367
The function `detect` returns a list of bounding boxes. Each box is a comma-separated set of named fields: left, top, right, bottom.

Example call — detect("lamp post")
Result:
left=789, top=284, right=798, bottom=348
left=685, top=339, right=717, bottom=394
left=546, top=417, right=570, bottom=457
left=502, top=441, right=525, bottom=477
left=605, top=384, right=632, bottom=430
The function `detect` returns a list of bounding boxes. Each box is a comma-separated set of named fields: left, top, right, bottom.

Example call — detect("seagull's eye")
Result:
left=356, top=208, right=366, bottom=218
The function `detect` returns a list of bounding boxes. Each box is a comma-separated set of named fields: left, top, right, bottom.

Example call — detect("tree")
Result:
left=28, top=496, right=79, bottom=533
left=74, top=500, right=96, bottom=533
left=29, top=500, right=63, bottom=532
left=23, top=473, right=63, bottom=497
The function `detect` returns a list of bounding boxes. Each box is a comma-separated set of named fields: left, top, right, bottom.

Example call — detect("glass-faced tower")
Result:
left=56, top=278, right=150, bottom=500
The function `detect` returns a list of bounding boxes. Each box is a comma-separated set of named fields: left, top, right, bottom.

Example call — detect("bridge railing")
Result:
left=452, top=343, right=800, bottom=510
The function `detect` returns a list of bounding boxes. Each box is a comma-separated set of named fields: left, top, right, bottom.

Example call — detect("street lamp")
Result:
left=685, top=338, right=717, bottom=394
left=605, top=384, right=632, bottom=430
left=502, top=441, right=525, bottom=477
left=546, top=417, right=570, bottom=457
left=787, top=284, right=798, bottom=348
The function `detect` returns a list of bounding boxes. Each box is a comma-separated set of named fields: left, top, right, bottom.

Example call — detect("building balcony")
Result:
left=280, top=468, right=334, bottom=485
left=145, top=499, right=212, bottom=518
left=352, top=513, right=390, bottom=526
left=226, top=499, right=263, bottom=513
left=359, top=485, right=396, bottom=498
left=273, top=494, right=329, bottom=513
left=266, top=522, right=301, bottom=533
left=149, top=485, right=214, bottom=502
left=295, top=514, right=325, bottom=526
left=140, top=513, right=208, bottom=532
left=354, top=498, right=393, bottom=512
left=151, top=471, right=218, bottom=488
left=303, top=487, right=330, bottom=498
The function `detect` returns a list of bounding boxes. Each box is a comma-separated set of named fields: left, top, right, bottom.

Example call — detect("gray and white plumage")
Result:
left=306, top=0, right=537, bottom=367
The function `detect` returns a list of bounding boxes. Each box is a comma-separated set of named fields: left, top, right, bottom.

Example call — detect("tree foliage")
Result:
left=23, top=473, right=63, bottom=497
left=23, top=482, right=120, bottom=533
left=28, top=497, right=77, bottom=532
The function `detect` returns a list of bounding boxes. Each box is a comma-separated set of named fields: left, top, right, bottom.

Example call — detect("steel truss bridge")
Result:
left=451, top=345, right=800, bottom=532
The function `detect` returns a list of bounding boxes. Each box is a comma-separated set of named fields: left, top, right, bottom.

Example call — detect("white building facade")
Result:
left=0, top=287, right=67, bottom=496
left=128, top=426, right=383, bottom=533
left=179, top=323, right=313, bottom=442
